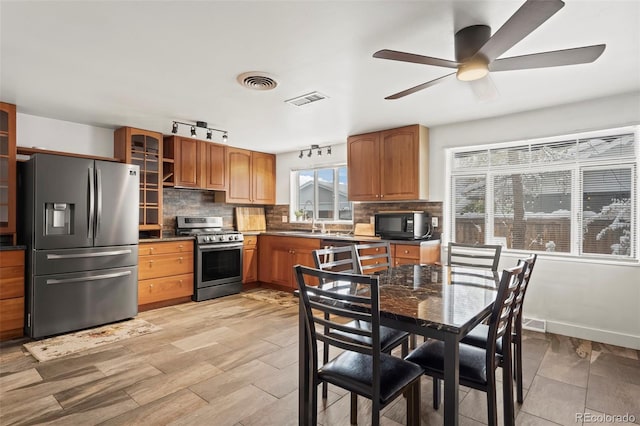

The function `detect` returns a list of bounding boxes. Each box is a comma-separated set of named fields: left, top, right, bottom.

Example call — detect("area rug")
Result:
left=240, top=289, right=298, bottom=308
left=23, top=318, right=162, bottom=362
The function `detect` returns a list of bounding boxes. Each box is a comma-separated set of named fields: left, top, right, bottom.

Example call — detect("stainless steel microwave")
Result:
left=374, top=211, right=431, bottom=240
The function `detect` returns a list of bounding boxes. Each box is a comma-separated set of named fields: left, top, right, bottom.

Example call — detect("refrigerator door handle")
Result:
left=88, top=168, right=95, bottom=239
left=96, top=168, right=102, bottom=237
left=46, top=270, right=132, bottom=285
left=46, top=249, right=133, bottom=260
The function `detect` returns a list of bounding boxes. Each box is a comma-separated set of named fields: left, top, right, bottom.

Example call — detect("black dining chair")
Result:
left=354, top=241, right=393, bottom=274
left=405, top=263, right=525, bottom=426
left=295, top=265, right=423, bottom=426
left=312, top=246, right=410, bottom=399
left=448, top=242, right=502, bottom=271
left=461, top=253, right=538, bottom=403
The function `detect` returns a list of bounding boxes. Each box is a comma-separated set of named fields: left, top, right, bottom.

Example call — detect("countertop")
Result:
left=260, top=230, right=440, bottom=245
left=0, top=245, right=26, bottom=251
left=139, top=236, right=195, bottom=243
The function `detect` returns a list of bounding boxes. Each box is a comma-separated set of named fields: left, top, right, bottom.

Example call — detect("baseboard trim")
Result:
left=546, top=320, right=640, bottom=350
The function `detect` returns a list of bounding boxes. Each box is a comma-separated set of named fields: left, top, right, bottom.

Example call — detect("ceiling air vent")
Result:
left=285, top=91, right=328, bottom=107
left=237, top=72, right=278, bottom=91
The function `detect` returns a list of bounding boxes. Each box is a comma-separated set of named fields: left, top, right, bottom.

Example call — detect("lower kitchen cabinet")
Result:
left=392, top=240, right=441, bottom=266
left=138, top=240, right=194, bottom=310
left=0, top=249, right=24, bottom=341
left=242, top=235, right=258, bottom=284
left=258, top=235, right=320, bottom=290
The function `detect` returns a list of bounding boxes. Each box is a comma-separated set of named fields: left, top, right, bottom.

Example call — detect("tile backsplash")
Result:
left=163, top=188, right=443, bottom=237
left=265, top=201, right=443, bottom=235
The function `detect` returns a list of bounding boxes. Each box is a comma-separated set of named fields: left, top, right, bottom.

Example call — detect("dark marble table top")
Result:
left=315, top=264, right=499, bottom=335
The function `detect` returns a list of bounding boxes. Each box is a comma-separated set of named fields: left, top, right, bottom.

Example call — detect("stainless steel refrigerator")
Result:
left=21, top=153, right=139, bottom=338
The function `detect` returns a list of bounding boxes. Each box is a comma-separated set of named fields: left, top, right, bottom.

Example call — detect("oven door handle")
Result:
left=198, top=243, right=244, bottom=250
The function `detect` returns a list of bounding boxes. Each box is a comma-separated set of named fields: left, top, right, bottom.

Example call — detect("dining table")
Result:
left=298, top=263, right=500, bottom=426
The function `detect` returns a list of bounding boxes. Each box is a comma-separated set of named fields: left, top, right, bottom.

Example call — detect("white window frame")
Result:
left=446, top=126, right=639, bottom=263
left=290, top=164, right=353, bottom=224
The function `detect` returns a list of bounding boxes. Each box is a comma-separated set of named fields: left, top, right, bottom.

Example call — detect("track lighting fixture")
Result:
left=298, top=144, right=332, bottom=159
left=171, top=120, right=229, bottom=143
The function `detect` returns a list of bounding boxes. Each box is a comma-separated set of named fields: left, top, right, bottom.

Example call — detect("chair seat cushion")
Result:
left=405, top=339, right=492, bottom=387
left=460, top=324, right=503, bottom=354
left=333, top=320, right=409, bottom=353
left=319, top=351, right=423, bottom=405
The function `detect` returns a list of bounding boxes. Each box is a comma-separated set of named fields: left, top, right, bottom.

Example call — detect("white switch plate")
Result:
left=282, top=215, right=288, bottom=223
left=432, top=217, right=438, bottom=227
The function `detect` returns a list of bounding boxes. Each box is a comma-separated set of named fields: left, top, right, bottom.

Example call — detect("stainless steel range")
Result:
left=176, top=216, right=243, bottom=301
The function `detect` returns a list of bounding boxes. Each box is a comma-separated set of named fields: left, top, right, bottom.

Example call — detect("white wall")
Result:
left=16, top=113, right=114, bottom=158
left=429, top=91, right=640, bottom=349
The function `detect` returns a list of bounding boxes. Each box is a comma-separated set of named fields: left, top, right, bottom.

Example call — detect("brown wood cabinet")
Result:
left=0, top=249, right=24, bottom=341
left=348, top=124, right=429, bottom=201
left=138, top=240, right=194, bottom=310
left=242, top=235, right=258, bottom=284
left=392, top=241, right=441, bottom=266
left=222, top=148, right=275, bottom=204
left=114, top=127, right=163, bottom=237
left=258, top=235, right=320, bottom=290
left=163, top=136, right=226, bottom=191
left=0, top=102, right=17, bottom=244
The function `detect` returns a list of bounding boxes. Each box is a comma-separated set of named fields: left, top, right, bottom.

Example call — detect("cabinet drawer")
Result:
left=394, top=257, right=416, bottom=267
left=394, top=244, right=420, bottom=260
left=0, top=265, right=24, bottom=299
left=139, top=241, right=193, bottom=256
left=243, top=235, right=258, bottom=247
left=0, top=297, right=24, bottom=335
left=0, top=250, right=24, bottom=268
left=138, top=273, right=193, bottom=305
left=138, top=252, right=193, bottom=280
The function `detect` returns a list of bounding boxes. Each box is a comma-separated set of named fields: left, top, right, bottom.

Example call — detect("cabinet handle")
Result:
left=178, top=257, right=184, bottom=263
left=178, top=244, right=183, bottom=250
left=149, top=284, right=153, bottom=288
left=179, top=279, right=183, bottom=284
left=404, top=250, right=409, bottom=254
left=375, top=194, right=379, bottom=198
left=148, top=260, right=154, bottom=265
left=149, top=247, right=155, bottom=254
left=381, top=194, right=384, bottom=198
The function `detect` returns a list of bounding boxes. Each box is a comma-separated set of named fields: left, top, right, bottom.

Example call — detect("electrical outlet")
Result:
left=282, top=215, right=288, bottom=223
left=370, top=216, right=375, bottom=224
left=431, top=216, right=438, bottom=228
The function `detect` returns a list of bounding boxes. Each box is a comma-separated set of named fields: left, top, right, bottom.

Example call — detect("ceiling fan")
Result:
left=373, top=0, right=606, bottom=100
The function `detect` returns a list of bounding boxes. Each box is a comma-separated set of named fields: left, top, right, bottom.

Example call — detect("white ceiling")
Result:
left=1, top=1, right=639, bottom=154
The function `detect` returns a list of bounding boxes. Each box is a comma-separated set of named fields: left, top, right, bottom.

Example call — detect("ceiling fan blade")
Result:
left=469, top=74, right=499, bottom=102
left=489, top=44, right=606, bottom=71
left=373, top=49, right=458, bottom=69
left=475, top=0, right=565, bottom=63
left=384, top=73, right=456, bottom=100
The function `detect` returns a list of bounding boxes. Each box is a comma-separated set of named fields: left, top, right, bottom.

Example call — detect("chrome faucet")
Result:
left=303, top=200, right=319, bottom=233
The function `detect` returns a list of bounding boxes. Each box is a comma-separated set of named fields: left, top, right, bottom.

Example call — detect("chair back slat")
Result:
left=354, top=242, right=392, bottom=274
left=448, top=242, right=502, bottom=271
left=295, top=265, right=382, bottom=360
left=313, top=245, right=358, bottom=273
left=485, top=263, right=525, bottom=370
left=512, top=254, right=537, bottom=322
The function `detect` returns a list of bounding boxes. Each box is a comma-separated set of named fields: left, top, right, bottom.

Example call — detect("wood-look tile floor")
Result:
left=1, top=292, right=639, bottom=425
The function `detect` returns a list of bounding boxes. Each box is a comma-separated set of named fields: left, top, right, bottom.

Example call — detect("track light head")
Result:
left=222, top=133, right=228, bottom=143
left=171, top=122, right=178, bottom=134
left=299, top=150, right=303, bottom=159
left=307, top=150, right=312, bottom=157
left=327, top=147, right=332, bottom=155
left=190, top=126, right=197, bottom=137
left=206, top=130, right=212, bottom=140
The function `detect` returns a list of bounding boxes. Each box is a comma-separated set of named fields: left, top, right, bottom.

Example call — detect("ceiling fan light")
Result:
left=456, top=61, right=489, bottom=82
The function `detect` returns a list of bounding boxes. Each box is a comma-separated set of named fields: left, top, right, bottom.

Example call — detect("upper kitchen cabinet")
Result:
left=0, top=102, right=16, bottom=244
left=221, top=148, right=275, bottom=205
left=114, top=127, right=163, bottom=237
left=348, top=124, right=429, bottom=201
left=163, top=136, right=226, bottom=191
